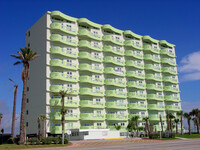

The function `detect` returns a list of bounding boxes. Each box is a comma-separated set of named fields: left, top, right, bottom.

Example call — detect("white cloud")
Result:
left=178, top=51, right=200, bottom=81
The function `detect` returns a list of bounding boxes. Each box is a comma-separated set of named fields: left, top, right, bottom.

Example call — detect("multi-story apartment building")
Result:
left=25, top=11, right=181, bottom=140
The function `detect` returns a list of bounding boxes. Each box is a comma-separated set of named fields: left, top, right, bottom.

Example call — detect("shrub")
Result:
left=41, top=137, right=52, bottom=144
left=7, top=138, right=14, bottom=144
left=52, top=137, right=60, bottom=144
left=28, top=138, right=40, bottom=145
left=58, top=137, right=68, bottom=144
left=149, top=133, right=160, bottom=139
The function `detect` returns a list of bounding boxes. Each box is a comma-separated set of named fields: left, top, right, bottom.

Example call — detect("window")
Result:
left=68, top=110, right=73, bottom=113
left=96, top=98, right=101, bottom=102
left=26, top=110, right=28, bottom=115
left=26, top=122, right=28, bottom=127
left=121, top=123, right=125, bottom=126
left=67, top=97, right=72, bottom=100
left=66, top=24, right=72, bottom=30
left=27, top=98, right=29, bottom=103
left=97, top=123, right=102, bottom=126
left=28, top=43, right=30, bottom=47
left=27, top=87, right=29, bottom=91
left=28, top=31, right=30, bottom=37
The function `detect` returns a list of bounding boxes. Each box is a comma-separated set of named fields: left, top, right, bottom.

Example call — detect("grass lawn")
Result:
left=0, top=143, right=72, bottom=149
left=176, top=134, right=200, bottom=139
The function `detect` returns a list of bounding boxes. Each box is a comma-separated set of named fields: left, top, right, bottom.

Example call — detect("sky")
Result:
left=0, top=0, right=200, bottom=133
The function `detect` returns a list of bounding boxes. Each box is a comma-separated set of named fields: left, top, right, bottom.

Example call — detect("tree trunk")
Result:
left=169, top=119, right=172, bottom=133
left=12, top=85, right=18, bottom=138
left=62, top=95, right=65, bottom=145
left=136, top=121, right=138, bottom=137
left=146, top=121, right=150, bottom=136
left=19, top=66, right=28, bottom=145
left=176, top=123, right=178, bottom=134
left=181, top=116, right=183, bottom=135
left=167, top=111, right=170, bottom=131
left=0, top=118, right=1, bottom=130
left=38, top=120, right=40, bottom=140
left=160, top=115, right=163, bottom=133
left=188, top=119, right=191, bottom=135
left=196, top=117, right=199, bottom=134
left=43, top=121, right=45, bottom=137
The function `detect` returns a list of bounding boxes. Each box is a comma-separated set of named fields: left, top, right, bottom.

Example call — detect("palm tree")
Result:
left=174, top=118, right=180, bottom=134
left=37, top=116, right=41, bottom=140
left=11, top=47, right=39, bottom=144
left=169, top=113, right=175, bottom=133
left=114, top=124, right=121, bottom=130
left=183, top=112, right=192, bottom=135
left=189, top=108, right=200, bottom=134
left=131, top=115, right=140, bottom=137
left=177, top=111, right=183, bottom=134
left=40, top=115, right=46, bottom=138
left=143, top=117, right=150, bottom=137
left=0, top=113, right=2, bottom=130
left=59, top=90, right=71, bottom=145
left=9, top=78, right=18, bottom=138
left=127, top=120, right=136, bottom=137
left=159, top=115, right=163, bottom=133
left=166, top=111, right=170, bottom=131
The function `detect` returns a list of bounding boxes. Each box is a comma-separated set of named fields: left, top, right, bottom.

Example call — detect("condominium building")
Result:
left=25, top=11, right=181, bottom=140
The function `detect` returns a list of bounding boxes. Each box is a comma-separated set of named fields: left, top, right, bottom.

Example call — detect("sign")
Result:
left=165, top=130, right=169, bottom=138
left=67, top=130, right=71, bottom=135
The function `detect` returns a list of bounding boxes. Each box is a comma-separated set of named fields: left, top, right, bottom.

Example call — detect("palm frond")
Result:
left=14, top=61, right=22, bottom=65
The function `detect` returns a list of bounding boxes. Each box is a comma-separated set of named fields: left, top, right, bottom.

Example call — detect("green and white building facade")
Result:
left=25, top=11, right=181, bottom=139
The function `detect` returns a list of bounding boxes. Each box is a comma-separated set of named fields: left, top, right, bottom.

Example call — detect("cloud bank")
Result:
left=178, top=51, right=200, bottom=81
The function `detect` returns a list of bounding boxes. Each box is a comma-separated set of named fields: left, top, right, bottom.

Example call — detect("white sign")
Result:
left=67, top=130, right=71, bottom=135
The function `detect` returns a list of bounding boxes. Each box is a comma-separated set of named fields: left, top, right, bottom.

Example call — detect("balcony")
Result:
left=160, top=48, right=176, bottom=57
left=78, top=40, right=102, bottom=51
left=102, top=24, right=123, bottom=34
left=127, top=92, right=146, bottom=99
left=128, top=114, right=146, bottom=120
left=106, top=114, right=128, bottom=121
left=103, top=45, right=124, bottom=56
left=146, top=84, right=163, bottom=91
left=165, top=95, right=180, bottom=102
left=50, top=126, right=62, bottom=134
left=162, top=67, right=177, bottom=75
left=162, top=76, right=178, bottom=83
left=159, top=40, right=175, bottom=49
left=127, top=81, right=146, bottom=89
left=148, top=104, right=165, bottom=111
left=50, top=98, right=79, bottom=108
left=105, top=78, right=126, bottom=87
left=107, top=126, right=127, bottom=132
left=125, top=50, right=143, bottom=59
left=106, top=102, right=127, bottom=109
left=50, top=47, right=78, bottom=58
left=102, top=35, right=123, bottom=46
left=126, top=60, right=144, bottom=69
left=78, top=28, right=101, bottom=41
left=80, top=100, right=104, bottom=108
left=144, top=54, right=160, bottom=63
left=50, top=59, right=77, bottom=70
left=79, top=88, right=104, bottom=97
left=126, top=71, right=145, bottom=79
left=50, top=34, right=78, bottom=47
left=124, top=40, right=143, bottom=50
left=50, top=72, right=78, bottom=83
left=105, top=90, right=127, bottom=98
left=104, top=56, right=125, bottom=66
left=51, top=11, right=77, bottom=22
left=78, top=18, right=102, bottom=29
left=50, top=112, right=79, bottom=120
left=104, top=67, right=125, bottom=77
left=165, top=105, right=181, bottom=111
left=145, top=74, right=162, bottom=81
left=161, top=58, right=176, bottom=66
left=79, top=52, right=103, bottom=62
left=50, top=22, right=77, bottom=35
left=80, top=126, right=106, bottom=129
left=50, top=85, right=78, bottom=95
left=80, top=113, right=105, bottom=121
left=164, top=86, right=179, bottom=93
left=79, top=64, right=103, bottom=74
left=143, top=44, right=160, bottom=54
left=128, top=103, right=147, bottom=110
left=147, top=94, right=164, bottom=101
left=79, top=76, right=103, bottom=85
left=144, top=64, right=161, bottom=72
left=149, top=115, right=166, bottom=121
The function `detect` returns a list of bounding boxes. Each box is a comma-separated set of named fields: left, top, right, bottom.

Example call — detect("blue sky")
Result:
left=0, top=0, right=200, bottom=132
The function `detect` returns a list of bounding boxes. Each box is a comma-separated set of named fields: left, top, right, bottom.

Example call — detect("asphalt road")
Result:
left=27, top=139, right=200, bottom=150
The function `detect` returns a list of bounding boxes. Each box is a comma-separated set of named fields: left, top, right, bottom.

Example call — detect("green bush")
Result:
left=28, top=137, right=40, bottom=145
left=149, top=133, right=160, bottom=139
left=58, top=137, right=68, bottom=144
left=7, top=138, right=14, bottom=144
left=41, top=137, right=52, bottom=144
left=52, top=137, right=60, bottom=144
